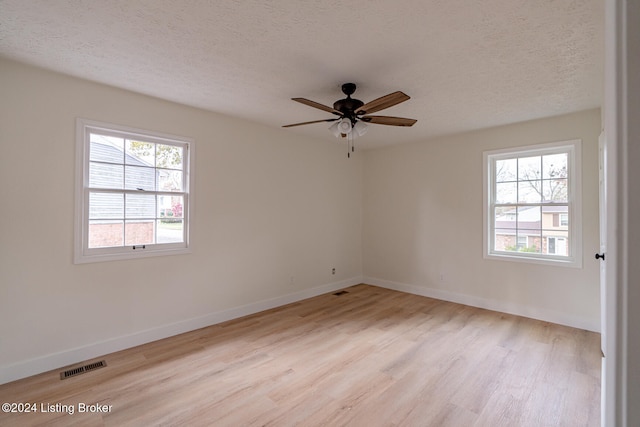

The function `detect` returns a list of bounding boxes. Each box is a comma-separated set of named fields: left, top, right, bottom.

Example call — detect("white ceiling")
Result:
left=0, top=0, right=604, bottom=149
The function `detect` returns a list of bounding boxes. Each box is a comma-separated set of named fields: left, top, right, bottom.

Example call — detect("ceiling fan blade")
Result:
left=361, top=115, right=417, bottom=127
left=282, top=118, right=339, bottom=128
left=292, top=98, right=341, bottom=115
left=356, top=91, right=410, bottom=115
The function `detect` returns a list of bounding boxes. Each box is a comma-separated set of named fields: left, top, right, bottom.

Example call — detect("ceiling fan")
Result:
left=283, top=83, right=417, bottom=155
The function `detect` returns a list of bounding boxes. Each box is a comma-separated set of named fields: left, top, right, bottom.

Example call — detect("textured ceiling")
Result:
left=0, top=0, right=604, bottom=149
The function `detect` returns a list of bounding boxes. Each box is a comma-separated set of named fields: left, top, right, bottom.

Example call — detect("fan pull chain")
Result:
left=347, top=133, right=351, bottom=158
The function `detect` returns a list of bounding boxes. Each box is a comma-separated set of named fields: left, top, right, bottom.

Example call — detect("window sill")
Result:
left=484, top=251, right=582, bottom=268
left=74, top=246, right=191, bottom=264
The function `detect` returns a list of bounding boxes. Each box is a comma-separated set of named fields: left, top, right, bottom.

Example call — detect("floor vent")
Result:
left=333, top=290, right=349, bottom=296
left=60, top=360, right=107, bottom=380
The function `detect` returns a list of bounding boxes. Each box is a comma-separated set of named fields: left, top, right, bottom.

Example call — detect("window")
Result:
left=75, top=119, right=193, bottom=263
left=483, top=140, right=581, bottom=267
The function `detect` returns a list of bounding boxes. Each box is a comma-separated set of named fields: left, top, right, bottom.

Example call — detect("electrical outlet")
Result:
left=332, top=268, right=336, bottom=275
left=289, top=275, right=295, bottom=285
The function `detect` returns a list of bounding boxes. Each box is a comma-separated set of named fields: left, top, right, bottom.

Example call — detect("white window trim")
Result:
left=74, top=118, right=194, bottom=264
left=482, top=139, right=582, bottom=268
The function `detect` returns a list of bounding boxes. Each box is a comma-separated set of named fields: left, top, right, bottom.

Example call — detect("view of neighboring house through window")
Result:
left=483, top=140, right=581, bottom=266
left=75, top=119, right=192, bottom=263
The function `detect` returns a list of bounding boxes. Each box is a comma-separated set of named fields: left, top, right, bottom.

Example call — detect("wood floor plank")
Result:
left=0, top=284, right=601, bottom=426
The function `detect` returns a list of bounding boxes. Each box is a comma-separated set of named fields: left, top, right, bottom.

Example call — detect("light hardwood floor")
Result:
left=0, top=284, right=601, bottom=426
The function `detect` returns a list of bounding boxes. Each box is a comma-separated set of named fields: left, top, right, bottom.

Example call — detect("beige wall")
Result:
left=0, top=58, right=602, bottom=385
left=0, top=59, right=363, bottom=382
left=362, top=109, right=601, bottom=330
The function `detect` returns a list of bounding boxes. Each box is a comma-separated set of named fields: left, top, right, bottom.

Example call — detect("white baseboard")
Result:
left=0, top=277, right=362, bottom=385
left=364, top=277, right=600, bottom=333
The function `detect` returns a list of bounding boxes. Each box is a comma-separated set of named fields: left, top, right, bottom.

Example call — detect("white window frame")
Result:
left=74, top=118, right=194, bottom=263
left=483, top=139, right=582, bottom=267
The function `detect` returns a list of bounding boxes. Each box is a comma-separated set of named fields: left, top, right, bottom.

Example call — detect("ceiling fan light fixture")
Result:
left=336, top=118, right=352, bottom=134
left=329, top=121, right=341, bottom=137
left=353, top=120, right=368, bottom=137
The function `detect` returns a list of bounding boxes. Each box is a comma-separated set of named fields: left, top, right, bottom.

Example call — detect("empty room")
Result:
left=1, top=1, right=638, bottom=426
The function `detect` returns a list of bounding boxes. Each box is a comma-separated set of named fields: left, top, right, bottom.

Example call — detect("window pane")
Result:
left=543, top=153, right=568, bottom=179
left=158, top=195, right=184, bottom=219
left=125, top=220, right=155, bottom=246
left=125, top=165, right=155, bottom=190
left=156, top=144, right=183, bottom=169
left=89, top=220, right=123, bottom=248
left=518, top=181, right=542, bottom=203
left=556, top=237, right=568, bottom=255
left=89, top=192, right=123, bottom=219
left=517, top=229, right=542, bottom=253
left=496, top=182, right=517, bottom=204
left=517, top=206, right=541, bottom=229
left=125, top=194, right=156, bottom=219
left=89, top=162, right=123, bottom=189
left=89, top=135, right=124, bottom=163
left=157, top=219, right=184, bottom=243
left=541, top=206, right=569, bottom=229
left=543, top=234, right=569, bottom=255
left=125, top=140, right=155, bottom=166
left=542, top=178, right=568, bottom=202
left=157, top=170, right=183, bottom=192
left=495, top=158, right=517, bottom=182
left=494, top=206, right=517, bottom=228
left=518, top=156, right=541, bottom=180
left=494, top=228, right=516, bottom=251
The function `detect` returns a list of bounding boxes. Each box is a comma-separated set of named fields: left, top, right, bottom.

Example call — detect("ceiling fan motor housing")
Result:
left=332, top=82, right=363, bottom=122
left=333, top=97, right=364, bottom=119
